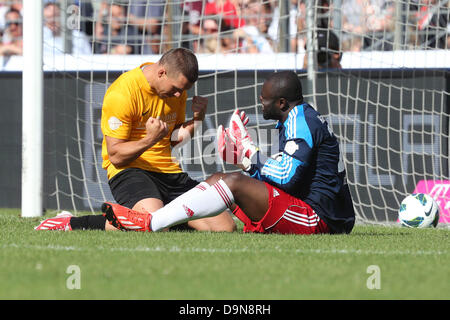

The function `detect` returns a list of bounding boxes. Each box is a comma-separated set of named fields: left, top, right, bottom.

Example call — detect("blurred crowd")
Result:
left=0, top=0, right=449, bottom=58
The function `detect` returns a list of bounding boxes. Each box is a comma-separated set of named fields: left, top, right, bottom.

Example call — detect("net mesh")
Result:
left=7, top=0, right=449, bottom=223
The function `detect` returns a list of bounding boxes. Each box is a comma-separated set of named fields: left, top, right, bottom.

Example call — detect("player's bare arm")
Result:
left=171, top=95, right=208, bottom=147
left=106, top=117, right=168, bottom=167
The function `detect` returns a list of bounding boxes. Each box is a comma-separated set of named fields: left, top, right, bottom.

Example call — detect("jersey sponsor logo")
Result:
left=163, top=112, right=177, bottom=122
left=108, top=116, right=122, bottom=130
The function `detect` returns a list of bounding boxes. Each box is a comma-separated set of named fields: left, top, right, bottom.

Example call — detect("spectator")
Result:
left=74, top=0, right=95, bottom=37
left=197, top=0, right=245, bottom=53
left=181, top=0, right=204, bottom=51
left=268, top=0, right=302, bottom=52
left=10, top=0, right=21, bottom=12
left=364, top=0, right=395, bottom=50
left=448, top=18, right=450, bottom=49
left=197, top=16, right=238, bottom=54
left=341, top=0, right=366, bottom=51
left=0, top=8, right=22, bottom=56
left=204, top=0, right=245, bottom=30
left=0, top=0, right=21, bottom=31
left=42, top=1, right=93, bottom=36
left=250, top=0, right=272, bottom=34
left=182, top=0, right=203, bottom=35
left=341, top=0, right=395, bottom=51
left=0, top=1, right=11, bottom=33
left=317, top=0, right=331, bottom=28
left=234, top=0, right=274, bottom=53
left=95, top=2, right=137, bottom=54
left=303, top=29, right=342, bottom=69
left=43, top=2, right=91, bottom=56
left=128, top=0, right=165, bottom=54
left=196, top=17, right=223, bottom=53
left=294, top=0, right=307, bottom=53
left=412, top=0, right=448, bottom=49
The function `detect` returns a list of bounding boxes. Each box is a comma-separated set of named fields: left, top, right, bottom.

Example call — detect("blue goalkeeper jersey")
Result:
left=248, top=103, right=355, bottom=234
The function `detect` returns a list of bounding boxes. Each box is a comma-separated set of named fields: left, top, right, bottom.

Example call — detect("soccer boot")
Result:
left=101, top=202, right=152, bottom=232
left=34, top=211, right=73, bottom=231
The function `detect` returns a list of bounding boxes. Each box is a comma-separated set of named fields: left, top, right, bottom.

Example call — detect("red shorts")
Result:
left=233, top=183, right=330, bottom=235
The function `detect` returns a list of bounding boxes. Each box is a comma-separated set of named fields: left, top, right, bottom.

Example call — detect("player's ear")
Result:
left=157, top=66, right=166, bottom=78
left=279, top=98, right=289, bottom=112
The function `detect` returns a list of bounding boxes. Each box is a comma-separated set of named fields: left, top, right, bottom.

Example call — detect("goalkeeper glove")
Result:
left=217, top=125, right=240, bottom=165
left=228, top=109, right=259, bottom=171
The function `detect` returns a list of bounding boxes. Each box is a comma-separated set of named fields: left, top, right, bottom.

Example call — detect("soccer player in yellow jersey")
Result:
left=35, top=48, right=236, bottom=232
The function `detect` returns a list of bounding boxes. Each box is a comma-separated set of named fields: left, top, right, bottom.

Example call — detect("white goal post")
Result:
left=14, top=0, right=449, bottom=225
left=21, top=0, right=43, bottom=217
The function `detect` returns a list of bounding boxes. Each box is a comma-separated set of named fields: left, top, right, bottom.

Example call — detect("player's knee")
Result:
left=221, top=172, right=245, bottom=193
left=187, top=211, right=237, bottom=232
left=205, top=172, right=225, bottom=185
left=209, top=215, right=237, bottom=233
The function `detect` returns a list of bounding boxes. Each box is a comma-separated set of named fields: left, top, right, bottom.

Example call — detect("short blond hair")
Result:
left=159, top=48, right=199, bottom=84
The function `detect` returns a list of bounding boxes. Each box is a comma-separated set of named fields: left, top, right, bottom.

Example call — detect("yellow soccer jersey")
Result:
left=101, top=62, right=187, bottom=180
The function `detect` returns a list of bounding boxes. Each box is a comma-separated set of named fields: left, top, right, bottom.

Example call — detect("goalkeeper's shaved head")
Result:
left=260, top=71, right=304, bottom=121
left=265, top=71, right=303, bottom=104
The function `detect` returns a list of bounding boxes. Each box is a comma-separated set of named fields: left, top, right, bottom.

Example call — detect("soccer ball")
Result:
left=398, top=193, right=440, bottom=228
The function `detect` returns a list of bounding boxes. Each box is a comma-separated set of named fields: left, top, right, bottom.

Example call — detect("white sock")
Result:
left=172, top=181, right=209, bottom=203
left=149, top=181, right=209, bottom=231
left=150, top=179, right=234, bottom=231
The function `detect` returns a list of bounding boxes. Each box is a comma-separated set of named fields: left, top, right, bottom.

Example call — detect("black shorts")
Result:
left=108, top=167, right=199, bottom=209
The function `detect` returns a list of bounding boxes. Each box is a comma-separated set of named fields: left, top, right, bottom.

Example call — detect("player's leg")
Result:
left=152, top=171, right=269, bottom=231
left=165, top=173, right=236, bottom=232
left=101, top=168, right=169, bottom=231
left=203, top=172, right=270, bottom=223
left=38, top=168, right=164, bottom=231
left=102, top=170, right=332, bottom=234
left=132, top=198, right=164, bottom=213
left=232, top=182, right=332, bottom=235
left=105, top=171, right=267, bottom=232
left=123, top=176, right=237, bottom=231
left=146, top=171, right=236, bottom=232
left=186, top=211, right=236, bottom=232
left=72, top=197, right=164, bottom=231
left=103, top=168, right=166, bottom=230
left=34, top=210, right=111, bottom=231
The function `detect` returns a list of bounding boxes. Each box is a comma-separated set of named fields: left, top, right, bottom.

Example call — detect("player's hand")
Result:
left=145, top=116, right=168, bottom=146
left=217, top=125, right=240, bottom=165
left=228, top=109, right=258, bottom=171
left=228, top=109, right=250, bottom=142
left=192, top=96, right=208, bottom=121
left=217, top=123, right=258, bottom=171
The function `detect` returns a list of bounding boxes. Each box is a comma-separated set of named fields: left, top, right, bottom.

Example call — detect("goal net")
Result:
left=20, top=0, right=449, bottom=224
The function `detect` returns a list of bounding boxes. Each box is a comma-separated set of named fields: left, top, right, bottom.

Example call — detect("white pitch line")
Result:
left=1, top=243, right=448, bottom=256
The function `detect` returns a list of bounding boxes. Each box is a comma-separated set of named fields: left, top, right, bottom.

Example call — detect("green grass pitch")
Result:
left=1, top=208, right=449, bottom=300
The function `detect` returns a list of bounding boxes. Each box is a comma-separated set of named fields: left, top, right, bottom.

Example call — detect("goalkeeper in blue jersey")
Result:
left=102, top=71, right=355, bottom=234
